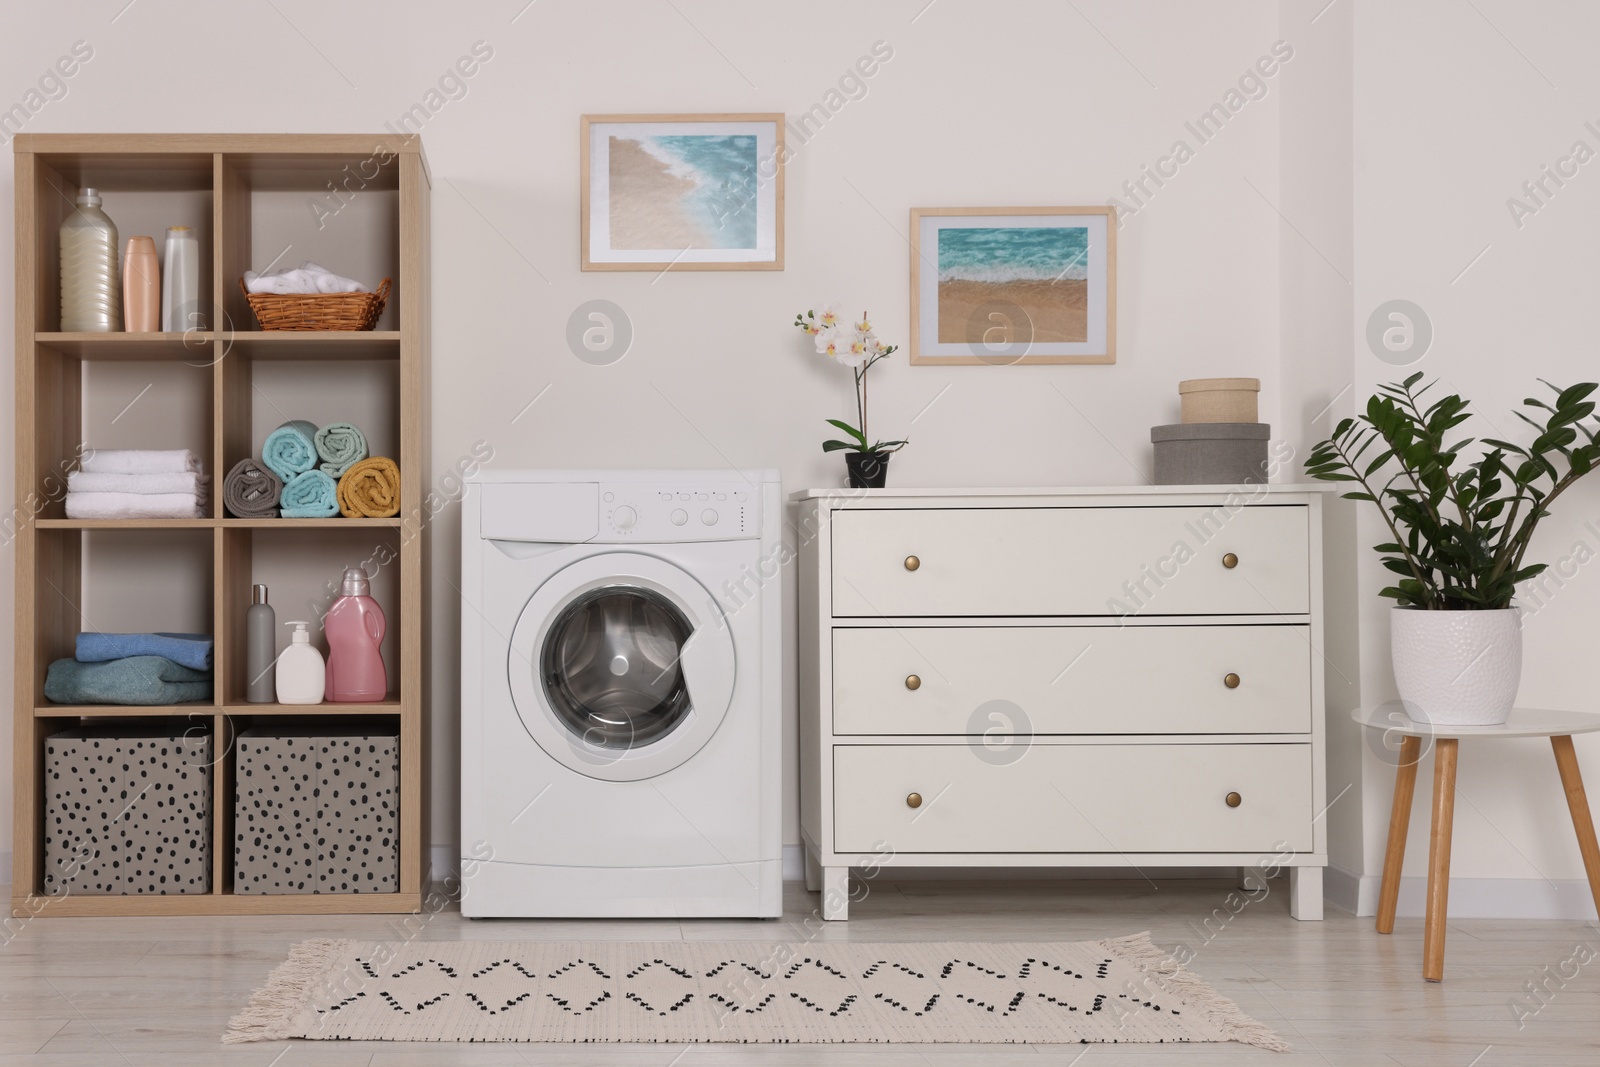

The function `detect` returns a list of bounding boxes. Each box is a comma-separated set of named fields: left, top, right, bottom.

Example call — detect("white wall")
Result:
left=3, top=1, right=1596, bottom=917
left=1, top=0, right=1289, bottom=882
left=1351, top=0, right=1600, bottom=918
left=1276, top=0, right=1363, bottom=881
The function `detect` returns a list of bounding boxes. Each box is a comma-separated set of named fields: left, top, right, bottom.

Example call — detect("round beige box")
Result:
left=1179, top=378, right=1260, bottom=424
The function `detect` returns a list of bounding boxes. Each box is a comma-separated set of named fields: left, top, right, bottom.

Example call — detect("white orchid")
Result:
left=813, top=326, right=845, bottom=361
left=792, top=303, right=907, bottom=462
left=837, top=332, right=873, bottom=368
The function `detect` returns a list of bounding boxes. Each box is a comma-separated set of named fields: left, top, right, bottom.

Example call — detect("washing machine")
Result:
left=459, top=469, right=783, bottom=917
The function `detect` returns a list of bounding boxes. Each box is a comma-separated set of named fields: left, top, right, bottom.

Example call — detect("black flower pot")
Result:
left=845, top=451, right=891, bottom=489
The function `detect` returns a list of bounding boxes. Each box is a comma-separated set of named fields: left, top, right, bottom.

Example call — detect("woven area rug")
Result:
left=225, top=933, right=1285, bottom=1050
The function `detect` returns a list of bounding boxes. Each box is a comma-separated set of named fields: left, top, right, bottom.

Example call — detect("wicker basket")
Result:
left=240, top=277, right=390, bottom=331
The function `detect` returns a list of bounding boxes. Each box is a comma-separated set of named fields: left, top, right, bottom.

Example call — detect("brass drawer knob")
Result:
left=1225, top=791, right=1242, bottom=808
left=1224, top=673, right=1241, bottom=689
left=906, top=792, right=923, bottom=809
left=904, top=555, right=921, bottom=571
left=905, top=674, right=922, bottom=691
left=1222, top=552, right=1239, bottom=569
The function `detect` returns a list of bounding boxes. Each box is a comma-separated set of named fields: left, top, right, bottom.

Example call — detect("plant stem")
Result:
left=861, top=363, right=869, bottom=446
left=1335, top=433, right=1439, bottom=605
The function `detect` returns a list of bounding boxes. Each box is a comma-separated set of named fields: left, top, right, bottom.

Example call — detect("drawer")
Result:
left=832, top=625, right=1311, bottom=735
left=829, top=506, right=1309, bottom=617
left=833, top=743, right=1313, bottom=854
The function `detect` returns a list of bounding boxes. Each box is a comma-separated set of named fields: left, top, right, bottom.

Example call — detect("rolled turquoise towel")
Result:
left=314, top=421, right=369, bottom=477
left=263, top=419, right=318, bottom=481
left=44, top=655, right=213, bottom=705
left=280, top=469, right=340, bottom=518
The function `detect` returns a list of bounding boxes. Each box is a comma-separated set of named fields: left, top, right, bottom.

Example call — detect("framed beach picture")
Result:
left=909, top=207, right=1116, bottom=365
left=581, top=113, right=785, bottom=271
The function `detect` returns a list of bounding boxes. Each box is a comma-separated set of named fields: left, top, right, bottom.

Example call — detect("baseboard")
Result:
left=1342, top=869, right=1599, bottom=921
left=1326, top=864, right=1363, bottom=915
left=428, top=845, right=808, bottom=884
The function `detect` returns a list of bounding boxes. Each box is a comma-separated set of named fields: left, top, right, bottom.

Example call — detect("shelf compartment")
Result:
left=29, top=527, right=214, bottom=710
left=28, top=157, right=215, bottom=333
left=220, top=149, right=401, bottom=335
left=219, top=526, right=401, bottom=707
left=219, top=356, right=399, bottom=509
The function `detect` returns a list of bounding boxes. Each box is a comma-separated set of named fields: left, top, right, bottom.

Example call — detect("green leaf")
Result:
left=821, top=439, right=861, bottom=453
left=824, top=418, right=867, bottom=444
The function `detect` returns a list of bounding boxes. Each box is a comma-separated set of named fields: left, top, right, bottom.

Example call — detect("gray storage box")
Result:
left=234, top=728, right=399, bottom=894
left=44, top=725, right=213, bottom=895
left=1152, top=422, right=1271, bottom=485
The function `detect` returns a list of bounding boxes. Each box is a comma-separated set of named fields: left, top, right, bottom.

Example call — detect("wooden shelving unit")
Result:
left=11, top=134, right=431, bottom=916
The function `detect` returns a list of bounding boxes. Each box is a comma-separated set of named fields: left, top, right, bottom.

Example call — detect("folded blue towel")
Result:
left=314, top=421, right=369, bottom=477
left=76, top=632, right=213, bottom=672
left=280, top=468, right=340, bottom=518
left=263, top=419, right=319, bottom=481
left=44, top=656, right=213, bottom=706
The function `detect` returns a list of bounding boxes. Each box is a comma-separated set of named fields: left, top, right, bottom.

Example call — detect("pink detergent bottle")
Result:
left=324, top=566, right=388, bottom=702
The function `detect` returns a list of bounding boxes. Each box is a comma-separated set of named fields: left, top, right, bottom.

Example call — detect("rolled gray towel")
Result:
left=223, top=458, right=283, bottom=518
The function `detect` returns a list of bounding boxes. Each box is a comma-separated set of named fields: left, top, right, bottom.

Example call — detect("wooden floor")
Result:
left=1, top=876, right=1596, bottom=1065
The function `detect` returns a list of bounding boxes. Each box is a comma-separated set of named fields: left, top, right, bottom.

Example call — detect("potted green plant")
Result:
left=794, top=304, right=906, bottom=488
left=1306, top=373, right=1600, bottom=724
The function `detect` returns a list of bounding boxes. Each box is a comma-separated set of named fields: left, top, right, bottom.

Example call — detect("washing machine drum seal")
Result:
left=506, top=552, right=740, bottom=782
left=541, top=587, right=693, bottom=749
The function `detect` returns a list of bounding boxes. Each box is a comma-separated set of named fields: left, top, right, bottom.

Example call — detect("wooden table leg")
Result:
left=1551, top=735, right=1600, bottom=920
left=1377, top=734, right=1422, bottom=934
left=1423, top=738, right=1458, bottom=982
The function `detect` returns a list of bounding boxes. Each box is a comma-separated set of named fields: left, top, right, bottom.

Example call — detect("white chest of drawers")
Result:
left=795, top=486, right=1328, bottom=920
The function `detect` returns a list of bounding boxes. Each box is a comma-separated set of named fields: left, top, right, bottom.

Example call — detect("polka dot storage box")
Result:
left=234, top=726, right=399, bottom=894
left=44, top=723, right=213, bottom=895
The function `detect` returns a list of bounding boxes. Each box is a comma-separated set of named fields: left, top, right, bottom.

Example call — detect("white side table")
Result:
left=1352, top=707, right=1600, bottom=981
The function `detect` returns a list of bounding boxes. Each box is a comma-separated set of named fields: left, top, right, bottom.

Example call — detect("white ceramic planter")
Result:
left=1390, top=607, right=1522, bottom=725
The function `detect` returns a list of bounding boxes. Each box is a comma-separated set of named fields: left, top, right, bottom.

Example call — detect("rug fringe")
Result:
left=223, top=938, right=353, bottom=1044
left=1098, top=931, right=1291, bottom=1053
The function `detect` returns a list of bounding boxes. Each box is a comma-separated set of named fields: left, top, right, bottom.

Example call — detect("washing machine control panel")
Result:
left=594, top=483, right=760, bottom=541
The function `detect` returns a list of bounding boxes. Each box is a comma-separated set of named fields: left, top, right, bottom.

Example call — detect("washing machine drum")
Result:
left=541, top=587, right=693, bottom=749
left=508, top=553, right=738, bottom=782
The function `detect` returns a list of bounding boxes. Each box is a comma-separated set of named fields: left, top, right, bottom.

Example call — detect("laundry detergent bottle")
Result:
left=325, top=566, right=387, bottom=702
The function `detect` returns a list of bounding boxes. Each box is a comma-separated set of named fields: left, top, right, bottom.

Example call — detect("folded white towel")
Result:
left=65, top=492, right=205, bottom=520
left=69, top=471, right=211, bottom=497
left=244, top=261, right=368, bottom=295
left=78, top=449, right=202, bottom=475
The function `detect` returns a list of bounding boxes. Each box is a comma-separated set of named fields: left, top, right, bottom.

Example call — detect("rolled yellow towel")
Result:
left=337, top=457, right=401, bottom=518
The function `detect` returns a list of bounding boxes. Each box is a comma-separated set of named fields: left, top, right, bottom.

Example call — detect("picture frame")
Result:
left=909, top=206, right=1116, bottom=365
left=581, top=113, right=785, bottom=272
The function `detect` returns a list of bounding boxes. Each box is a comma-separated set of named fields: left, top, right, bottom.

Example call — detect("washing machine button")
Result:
left=701, top=509, right=719, bottom=526
left=670, top=508, right=688, bottom=526
left=612, top=505, right=637, bottom=530
left=603, top=492, right=614, bottom=503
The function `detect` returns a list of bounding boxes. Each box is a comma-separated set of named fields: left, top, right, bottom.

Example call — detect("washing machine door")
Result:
left=506, top=551, right=737, bottom=782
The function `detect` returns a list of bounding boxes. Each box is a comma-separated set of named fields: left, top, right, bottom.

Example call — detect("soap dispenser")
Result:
left=324, top=566, right=388, bottom=702
left=276, top=621, right=326, bottom=705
